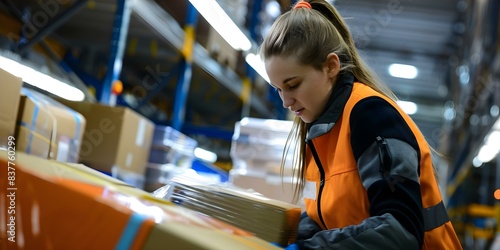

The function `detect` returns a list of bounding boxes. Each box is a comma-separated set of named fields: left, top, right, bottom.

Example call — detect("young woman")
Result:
left=261, top=0, right=462, bottom=249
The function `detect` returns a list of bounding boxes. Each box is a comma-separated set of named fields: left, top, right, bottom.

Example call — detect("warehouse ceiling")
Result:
left=1, top=0, right=498, bottom=167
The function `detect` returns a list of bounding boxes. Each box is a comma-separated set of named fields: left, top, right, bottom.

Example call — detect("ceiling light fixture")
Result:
left=189, top=0, right=251, bottom=51
left=476, top=144, right=500, bottom=163
left=265, top=1, right=281, bottom=18
left=194, top=147, right=218, bottom=163
left=474, top=119, right=500, bottom=164
left=0, top=55, right=85, bottom=101
left=472, top=156, right=483, bottom=168
left=388, top=63, right=418, bottom=79
left=245, top=53, right=270, bottom=83
left=397, top=100, right=418, bottom=115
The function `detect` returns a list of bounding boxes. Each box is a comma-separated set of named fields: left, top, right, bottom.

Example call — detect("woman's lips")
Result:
left=294, top=108, right=304, bottom=116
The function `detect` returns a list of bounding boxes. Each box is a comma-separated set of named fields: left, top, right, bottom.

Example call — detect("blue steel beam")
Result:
left=16, top=0, right=89, bottom=54
left=101, top=0, right=132, bottom=104
left=182, top=123, right=234, bottom=141
left=172, top=2, right=198, bottom=131
left=248, top=0, right=263, bottom=43
left=132, top=1, right=273, bottom=118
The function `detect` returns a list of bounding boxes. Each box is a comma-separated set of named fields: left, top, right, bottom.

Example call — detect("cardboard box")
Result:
left=165, top=176, right=302, bottom=246
left=206, top=27, right=238, bottom=69
left=15, top=95, right=56, bottom=159
left=143, top=221, right=277, bottom=250
left=0, top=68, right=22, bottom=148
left=57, top=100, right=154, bottom=176
left=15, top=89, right=86, bottom=162
left=0, top=151, right=281, bottom=250
left=45, top=104, right=86, bottom=163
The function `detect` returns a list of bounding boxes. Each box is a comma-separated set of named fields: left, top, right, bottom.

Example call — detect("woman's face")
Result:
left=265, top=54, right=339, bottom=123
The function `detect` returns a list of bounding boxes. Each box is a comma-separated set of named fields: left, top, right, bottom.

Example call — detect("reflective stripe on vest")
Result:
left=423, top=200, right=450, bottom=231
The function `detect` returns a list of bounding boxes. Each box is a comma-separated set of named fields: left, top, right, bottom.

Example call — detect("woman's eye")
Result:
left=289, top=84, right=299, bottom=90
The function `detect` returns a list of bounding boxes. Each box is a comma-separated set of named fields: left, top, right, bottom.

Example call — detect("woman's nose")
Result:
left=281, top=92, right=294, bottom=109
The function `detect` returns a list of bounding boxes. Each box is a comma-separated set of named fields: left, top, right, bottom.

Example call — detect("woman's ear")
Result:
left=325, top=53, right=340, bottom=78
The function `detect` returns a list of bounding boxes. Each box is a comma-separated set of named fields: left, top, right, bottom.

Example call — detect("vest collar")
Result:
left=306, top=71, right=354, bottom=141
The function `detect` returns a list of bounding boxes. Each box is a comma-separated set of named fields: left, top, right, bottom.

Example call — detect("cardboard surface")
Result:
left=15, top=95, right=55, bottom=159
left=0, top=68, right=22, bottom=147
left=15, top=125, right=53, bottom=159
left=144, top=222, right=280, bottom=250
left=15, top=90, right=86, bottom=162
left=168, top=177, right=302, bottom=246
left=206, top=27, right=238, bottom=69
left=57, top=100, right=154, bottom=175
left=45, top=104, right=86, bottom=163
left=0, top=151, right=281, bottom=250
left=0, top=155, right=152, bottom=250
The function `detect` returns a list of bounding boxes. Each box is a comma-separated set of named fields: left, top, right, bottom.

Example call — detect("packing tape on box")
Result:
left=25, top=98, right=39, bottom=154
left=116, top=212, right=150, bottom=249
left=21, top=88, right=83, bottom=161
left=66, top=104, right=83, bottom=162
left=20, top=89, right=57, bottom=158
left=16, top=125, right=56, bottom=148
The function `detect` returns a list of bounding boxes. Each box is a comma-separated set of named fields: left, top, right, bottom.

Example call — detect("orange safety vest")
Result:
left=304, top=82, right=462, bottom=249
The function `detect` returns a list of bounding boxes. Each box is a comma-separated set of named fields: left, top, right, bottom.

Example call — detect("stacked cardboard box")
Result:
left=206, top=27, right=238, bottom=69
left=0, top=68, right=86, bottom=163
left=0, top=151, right=281, bottom=250
left=0, top=68, right=22, bottom=148
left=161, top=176, right=301, bottom=246
left=56, top=100, right=155, bottom=188
left=15, top=88, right=86, bottom=163
left=16, top=92, right=56, bottom=159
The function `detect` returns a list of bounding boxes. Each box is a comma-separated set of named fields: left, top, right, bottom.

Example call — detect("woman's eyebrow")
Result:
left=270, top=76, right=298, bottom=88
left=283, top=76, right=297, bottom=84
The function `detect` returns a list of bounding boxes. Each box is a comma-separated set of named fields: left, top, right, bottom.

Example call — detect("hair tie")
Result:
left=294, top=1, right=312, bottom=9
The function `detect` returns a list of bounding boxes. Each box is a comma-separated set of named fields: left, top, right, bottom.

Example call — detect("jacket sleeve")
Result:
left=296, top=212, right=322, bottom=241
left=296, top=97, right=424, bottom=250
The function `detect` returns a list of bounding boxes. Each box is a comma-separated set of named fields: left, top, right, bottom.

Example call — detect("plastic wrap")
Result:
left=144, top=162, right=198, bottom=192
left=148, top=125, right=197, bottom=168
left=17, top=87, right=86, bottom=163
left=146, top=126, right=198, bottom=192
left=230, top=117, right=294, bottom=177
left=154, top=174, right=301, bottom=246
left=229, top=117, right=304, bottom=206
